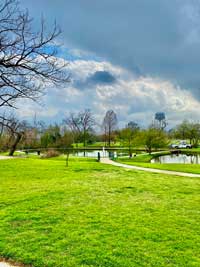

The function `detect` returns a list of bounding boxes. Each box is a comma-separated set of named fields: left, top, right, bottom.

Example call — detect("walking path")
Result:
left=0, top=263, right=12, bottom=267
left=101, top=158, right=200, bottom=178
left=0, top=156, right=14, bottom=160
left=0, top=262, right=19, bottom=267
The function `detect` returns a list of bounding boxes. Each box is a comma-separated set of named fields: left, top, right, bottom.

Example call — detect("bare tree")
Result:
left=1, top=115, right=29, bottom=155
left=79, top=110, right=95, bottom=148
left=0, top=0, right=69, bottom=127
left=64, top=109, right=95, bottom=148
left=64, top=113, right=81, bottom=147
left=0, top=114, right=6, bottom=137
left=102, top=110, right=117, bottom=146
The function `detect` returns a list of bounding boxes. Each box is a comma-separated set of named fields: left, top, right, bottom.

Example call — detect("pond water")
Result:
left=151, top=153, right=200, bottom=164
left=74, top=150, right=125, bottom=158
left=75, top=150, right=110, bottom=158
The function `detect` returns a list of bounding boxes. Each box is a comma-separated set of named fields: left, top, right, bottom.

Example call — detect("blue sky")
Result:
left=17, top=0, right=200, bottom=127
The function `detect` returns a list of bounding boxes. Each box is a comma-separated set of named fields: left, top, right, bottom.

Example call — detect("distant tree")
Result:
left=64, top=113, right=81, bottom=146
left=102, top=110, right=117, bottom=146
left=143, top=127, right=168, bottom=154
left=189, top=123, right=200, bottom=147
left=78, top=110, right=95, bottom=147
left=60, top=131, right=74, bottom=147
left=173, top=120, right=190, bottom=140
left=59, top=130, right=74, bottom=166
left=119, top=122, right=139, bottom=157
left=2, top=116, right=30, bottom=156
left=64, top=109, right=95, bottom=148
left=21, top=127, right=38, bottom=149
left=174, top=120, right=200, bottom=147
left=40, top=124, right=61, bottom=148
left=127, top=121, right=139, bottom=131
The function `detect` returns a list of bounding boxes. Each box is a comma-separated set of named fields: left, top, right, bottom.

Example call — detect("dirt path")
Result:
left=101, top=158, right=200, bottom=178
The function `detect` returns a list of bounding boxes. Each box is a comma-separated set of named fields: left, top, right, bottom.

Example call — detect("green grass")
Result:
left=118, top=158, right=200, bottom=174
left=183, top=148, right=200, bottom=153
left=0, top=151, right=27, bottom=156
left=0, top=151, right=10, bottom=156
left=0, top=157, right=200, bottom=266
left=117, top=152, right=200, bottom=174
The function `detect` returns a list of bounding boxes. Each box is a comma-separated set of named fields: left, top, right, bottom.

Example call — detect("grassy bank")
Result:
left=117, top=151, right=200, bottom=174
left=0, top=157, right=200, bottom=266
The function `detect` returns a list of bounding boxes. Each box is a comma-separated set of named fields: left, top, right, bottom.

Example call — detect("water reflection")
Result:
left=151, top=154, right=200, bottom=164
left=75, top=150, right=109, bottom=158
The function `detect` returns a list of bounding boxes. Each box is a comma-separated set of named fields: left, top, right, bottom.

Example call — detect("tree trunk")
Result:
left=148, top=147, right=152, bottom=154
left=104, top=129, right=107, bottom=147
left=108, top=129, right=111, bottom=147
left=9, top=133, right=22, bottom=156
left=66, top=152, right=70, bottom=167
left=83, top=130, right=86, bottom=157
left=129, top=139, right=132, bottom=157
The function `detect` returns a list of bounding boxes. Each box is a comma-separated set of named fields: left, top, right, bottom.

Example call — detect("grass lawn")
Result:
left=0, top=157, right=200, bottom=267
left=117, top=154, right=200, bottom=174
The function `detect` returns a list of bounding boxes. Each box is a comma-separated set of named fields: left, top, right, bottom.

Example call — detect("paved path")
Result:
left=101, top=158, right=200, bottom=178
left=0, top=156, right=14, bottom=160
left=0, top=262, right=19, bottom=267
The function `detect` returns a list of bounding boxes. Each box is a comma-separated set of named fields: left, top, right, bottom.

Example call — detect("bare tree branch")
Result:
left=0, top=0, right=70, bottom=111
left=64, top=109, right=95, bottom=147
left=102, top=110, right=117, bottom=146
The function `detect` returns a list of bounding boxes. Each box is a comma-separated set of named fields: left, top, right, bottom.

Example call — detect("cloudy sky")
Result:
left=18, top=0, right=200, bottom=127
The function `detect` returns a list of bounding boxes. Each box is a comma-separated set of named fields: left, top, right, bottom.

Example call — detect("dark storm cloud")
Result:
left=74, top=70, right=116, bottom=90
left=20, top=0, right=200, bottom=97
left=88, top=71, right=116, bottom=84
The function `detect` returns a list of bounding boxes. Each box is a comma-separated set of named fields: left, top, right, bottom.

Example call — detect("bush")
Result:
left=41, top=149, right=60, bottom=158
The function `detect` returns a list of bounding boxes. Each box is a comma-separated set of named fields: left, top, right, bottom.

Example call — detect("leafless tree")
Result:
left=102, top=110, right=117, bottom=146
left=64, top=109, right=95, bottom=148
left=0, top=0, right=69, bottom=128
left=1, top=115, right=29, bottom=155
left=64, top=113, right=81, bottom=147
left=0, top=114, right=6, bottom=137
left=79, top=110, right=95, bottom=147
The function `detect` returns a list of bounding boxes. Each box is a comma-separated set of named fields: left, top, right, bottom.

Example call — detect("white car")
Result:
left=170, top=141, right=192, bottom=149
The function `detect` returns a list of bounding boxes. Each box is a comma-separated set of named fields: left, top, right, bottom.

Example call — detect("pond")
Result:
left=75, top=150, right=109, bottom=158
left=74, top=149, right=123, bottom=158
left=151, top=153, right=200, bottom=164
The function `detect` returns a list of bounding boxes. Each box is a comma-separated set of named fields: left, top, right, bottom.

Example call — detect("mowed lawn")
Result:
left=117, top=156, right=200, bottom=174
left=0, top=158, right=200, bottom=267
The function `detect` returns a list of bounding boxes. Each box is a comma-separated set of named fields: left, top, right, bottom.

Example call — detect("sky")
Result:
left=17, top=0, right=200, bottom=128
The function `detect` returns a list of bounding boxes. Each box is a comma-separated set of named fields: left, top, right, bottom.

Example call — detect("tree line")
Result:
left=1, top=109, right=200, bottom=156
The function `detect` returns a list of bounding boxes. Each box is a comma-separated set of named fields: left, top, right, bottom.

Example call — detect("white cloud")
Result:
left=16, top=58, right=200, bottom=128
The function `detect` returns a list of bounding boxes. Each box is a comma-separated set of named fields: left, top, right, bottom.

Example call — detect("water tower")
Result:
left=154, top=112, right=167, bottom=129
